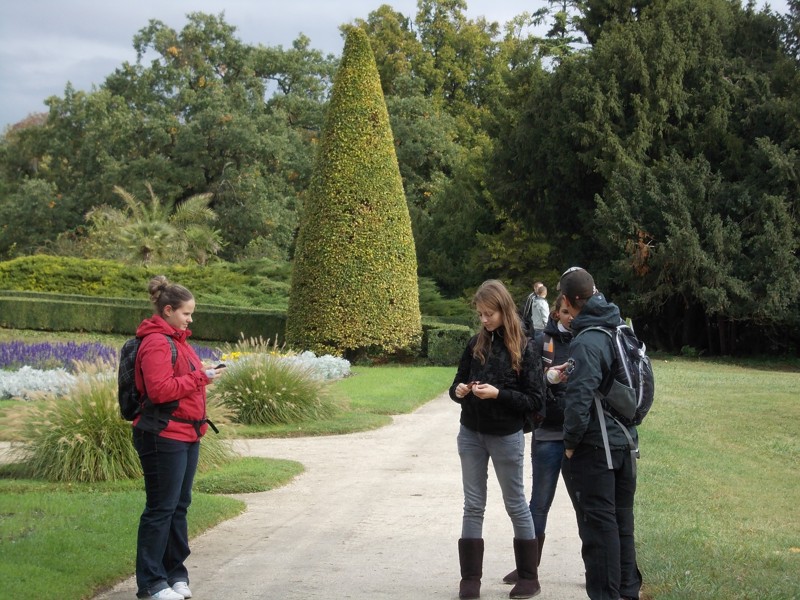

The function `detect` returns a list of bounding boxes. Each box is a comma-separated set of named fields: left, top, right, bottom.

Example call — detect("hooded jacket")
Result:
left=449, top=328, right=544, bottom=436
left=133, top=315, right=211, bottom=442
left=562, top=294, right=638, bottom=451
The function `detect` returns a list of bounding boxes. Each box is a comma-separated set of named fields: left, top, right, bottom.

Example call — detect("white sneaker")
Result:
left=150, top=588, right=185, bottom=600
left=172, top=582, right=193, bottom=599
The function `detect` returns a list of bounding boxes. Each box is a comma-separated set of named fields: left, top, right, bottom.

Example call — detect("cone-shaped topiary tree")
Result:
left=286, top=27, right=421, bottom=358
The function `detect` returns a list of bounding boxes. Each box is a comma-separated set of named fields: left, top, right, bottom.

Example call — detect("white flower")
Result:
left=281, top=351, right=351, bottom=381
left=0, top=366, right=77, bottom=400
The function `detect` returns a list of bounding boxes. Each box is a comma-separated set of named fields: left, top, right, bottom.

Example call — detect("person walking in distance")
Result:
left=132, top=276, right=225, bottom=600
left=450, top=279, right=545, bottom=599
left=558, top=267, right=642, bottom=600
left=521, top=282, right=550, bottom=335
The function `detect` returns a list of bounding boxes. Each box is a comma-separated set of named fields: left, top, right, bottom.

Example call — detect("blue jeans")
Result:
left=133, top=429, right=200, bottom=598
left=561, top=445, right=641, bottom=600
left=457, top=425, right=534, bottom=539
left=530, top=439, right=565, bottom=538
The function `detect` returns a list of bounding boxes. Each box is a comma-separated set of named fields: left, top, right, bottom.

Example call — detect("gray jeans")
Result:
left=457, top=424, right=535, bottom=539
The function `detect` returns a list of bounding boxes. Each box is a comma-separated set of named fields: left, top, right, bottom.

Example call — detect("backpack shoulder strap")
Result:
left=163, top=334, right=178, bottom=366
left=575, top=325, right=614, bottom=339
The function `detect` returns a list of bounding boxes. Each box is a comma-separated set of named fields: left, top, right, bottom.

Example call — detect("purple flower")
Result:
left=0, top=341, right=117, bottom=373
left=0, top=340, right=219, bottom=373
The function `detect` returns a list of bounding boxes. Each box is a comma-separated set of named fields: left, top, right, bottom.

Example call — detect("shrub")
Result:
left=211, top=355, right=337, bottom=425
left=287, top=27, right=421, bottom=357
left=0, top=255, right=290, bottom=308
left=16, top=363, right=236, bottom=482
left=426, top=325, right=473, bottom=366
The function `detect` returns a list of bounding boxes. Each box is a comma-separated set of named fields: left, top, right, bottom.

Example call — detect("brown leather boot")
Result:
left=458, top=538, right=484, bottom=599
left=503, top=534, right=544, bottom=584
left=502, top=568, right=518, bottom=584
left=509, top=538, right=541, bottom=599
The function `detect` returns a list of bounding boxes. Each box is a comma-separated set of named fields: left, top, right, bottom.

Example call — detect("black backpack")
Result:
left=576, top=322, right=655, bottom=473
left=577, top=322, right=655, bottom=426
left=118, top=334, right=177, bottom=421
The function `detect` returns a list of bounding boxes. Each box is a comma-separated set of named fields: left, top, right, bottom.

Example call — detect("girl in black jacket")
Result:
left=449, top=279, right=544, bottom=600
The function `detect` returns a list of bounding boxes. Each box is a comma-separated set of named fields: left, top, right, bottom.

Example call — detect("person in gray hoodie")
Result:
left=557, top=267, right=642, bottom=600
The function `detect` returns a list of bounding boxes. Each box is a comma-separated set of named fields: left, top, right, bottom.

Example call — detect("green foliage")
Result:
left=417, top=276, right=471, bottom=319
left=0, top=13, right=335, bottom=261
left=493, top=0, right=800, bottom=354
left=0, top=255, right=290, bottom=308
left=83, top=183, right=224, bottom=265
left=287, top=27, right=421, bottom=357
left=211, top=354, right=336, bottom=425
left=0, top=291, right=287, bottom=342
left=0, top=180, right=68, bottom=258
left=425, top=324, right=473, bottom=366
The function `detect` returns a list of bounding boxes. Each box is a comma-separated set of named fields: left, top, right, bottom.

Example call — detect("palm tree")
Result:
left=85, top=183, right=224, bottom=265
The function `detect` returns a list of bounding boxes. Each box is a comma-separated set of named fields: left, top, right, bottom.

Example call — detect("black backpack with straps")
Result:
left=575, top=322, right=655, bottom=474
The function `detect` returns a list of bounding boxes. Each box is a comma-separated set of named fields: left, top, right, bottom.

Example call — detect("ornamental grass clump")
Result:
left=211, top=354, right=337, bottom=425
left=17, top=362, right=236, bottom=483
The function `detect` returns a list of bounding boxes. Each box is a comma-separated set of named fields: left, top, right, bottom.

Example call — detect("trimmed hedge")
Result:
left=0, top=255, right=290, bottom=308
left=0, top=292, right=286, bottom=342
left=421, top=318, right=473, bottom=366
left=287, top=27, right=421, bottom=357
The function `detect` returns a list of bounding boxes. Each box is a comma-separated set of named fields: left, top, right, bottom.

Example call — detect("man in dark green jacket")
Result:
left=558, top=267, right=642, bottom=600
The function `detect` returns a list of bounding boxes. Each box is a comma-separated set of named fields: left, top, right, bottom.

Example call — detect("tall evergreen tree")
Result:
left=286, top=27, right=421, bottom=357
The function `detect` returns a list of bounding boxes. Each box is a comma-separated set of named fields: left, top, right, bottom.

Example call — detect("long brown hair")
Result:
left=472, top=279, right=525, bottom=373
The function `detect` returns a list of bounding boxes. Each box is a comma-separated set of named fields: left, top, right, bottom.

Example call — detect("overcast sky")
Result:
left=0, top=0, right=790, bottom=131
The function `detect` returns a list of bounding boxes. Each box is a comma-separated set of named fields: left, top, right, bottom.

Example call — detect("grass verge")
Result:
left=637, top=358, right=800, bottom=599
left=0, top=456, right=302, bottom=600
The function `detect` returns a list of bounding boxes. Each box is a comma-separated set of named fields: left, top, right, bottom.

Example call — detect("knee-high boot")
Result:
left=503, top=534, right=545, bottom=584
left=458, top=538, right=484, bottom=599
left=509, top=538, right=541, bottom=599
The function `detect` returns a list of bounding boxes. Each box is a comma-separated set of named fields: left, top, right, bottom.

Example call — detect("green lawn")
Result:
left=636, top=358, right=800, bottom=599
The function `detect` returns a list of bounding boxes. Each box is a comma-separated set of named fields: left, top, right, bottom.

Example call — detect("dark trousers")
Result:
left=133, top=429, right=200, bottom=597
left=561, top=445, right=642, bottom=600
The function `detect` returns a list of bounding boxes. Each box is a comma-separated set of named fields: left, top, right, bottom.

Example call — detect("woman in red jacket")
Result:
left=133, top=276, right=223, bottom=600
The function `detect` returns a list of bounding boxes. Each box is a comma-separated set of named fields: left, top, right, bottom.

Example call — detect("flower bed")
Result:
left=0, top=341, right=350, bottom=400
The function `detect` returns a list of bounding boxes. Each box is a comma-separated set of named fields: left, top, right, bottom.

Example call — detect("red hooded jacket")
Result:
left=133, top=315, right=211, bottom=441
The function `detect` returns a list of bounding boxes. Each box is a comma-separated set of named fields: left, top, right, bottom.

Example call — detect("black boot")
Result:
left=458, top=538, right=484, bottom=599
left=509, top=538, right=541, bottom=599
left=504, top=533, right=545, bottom=583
